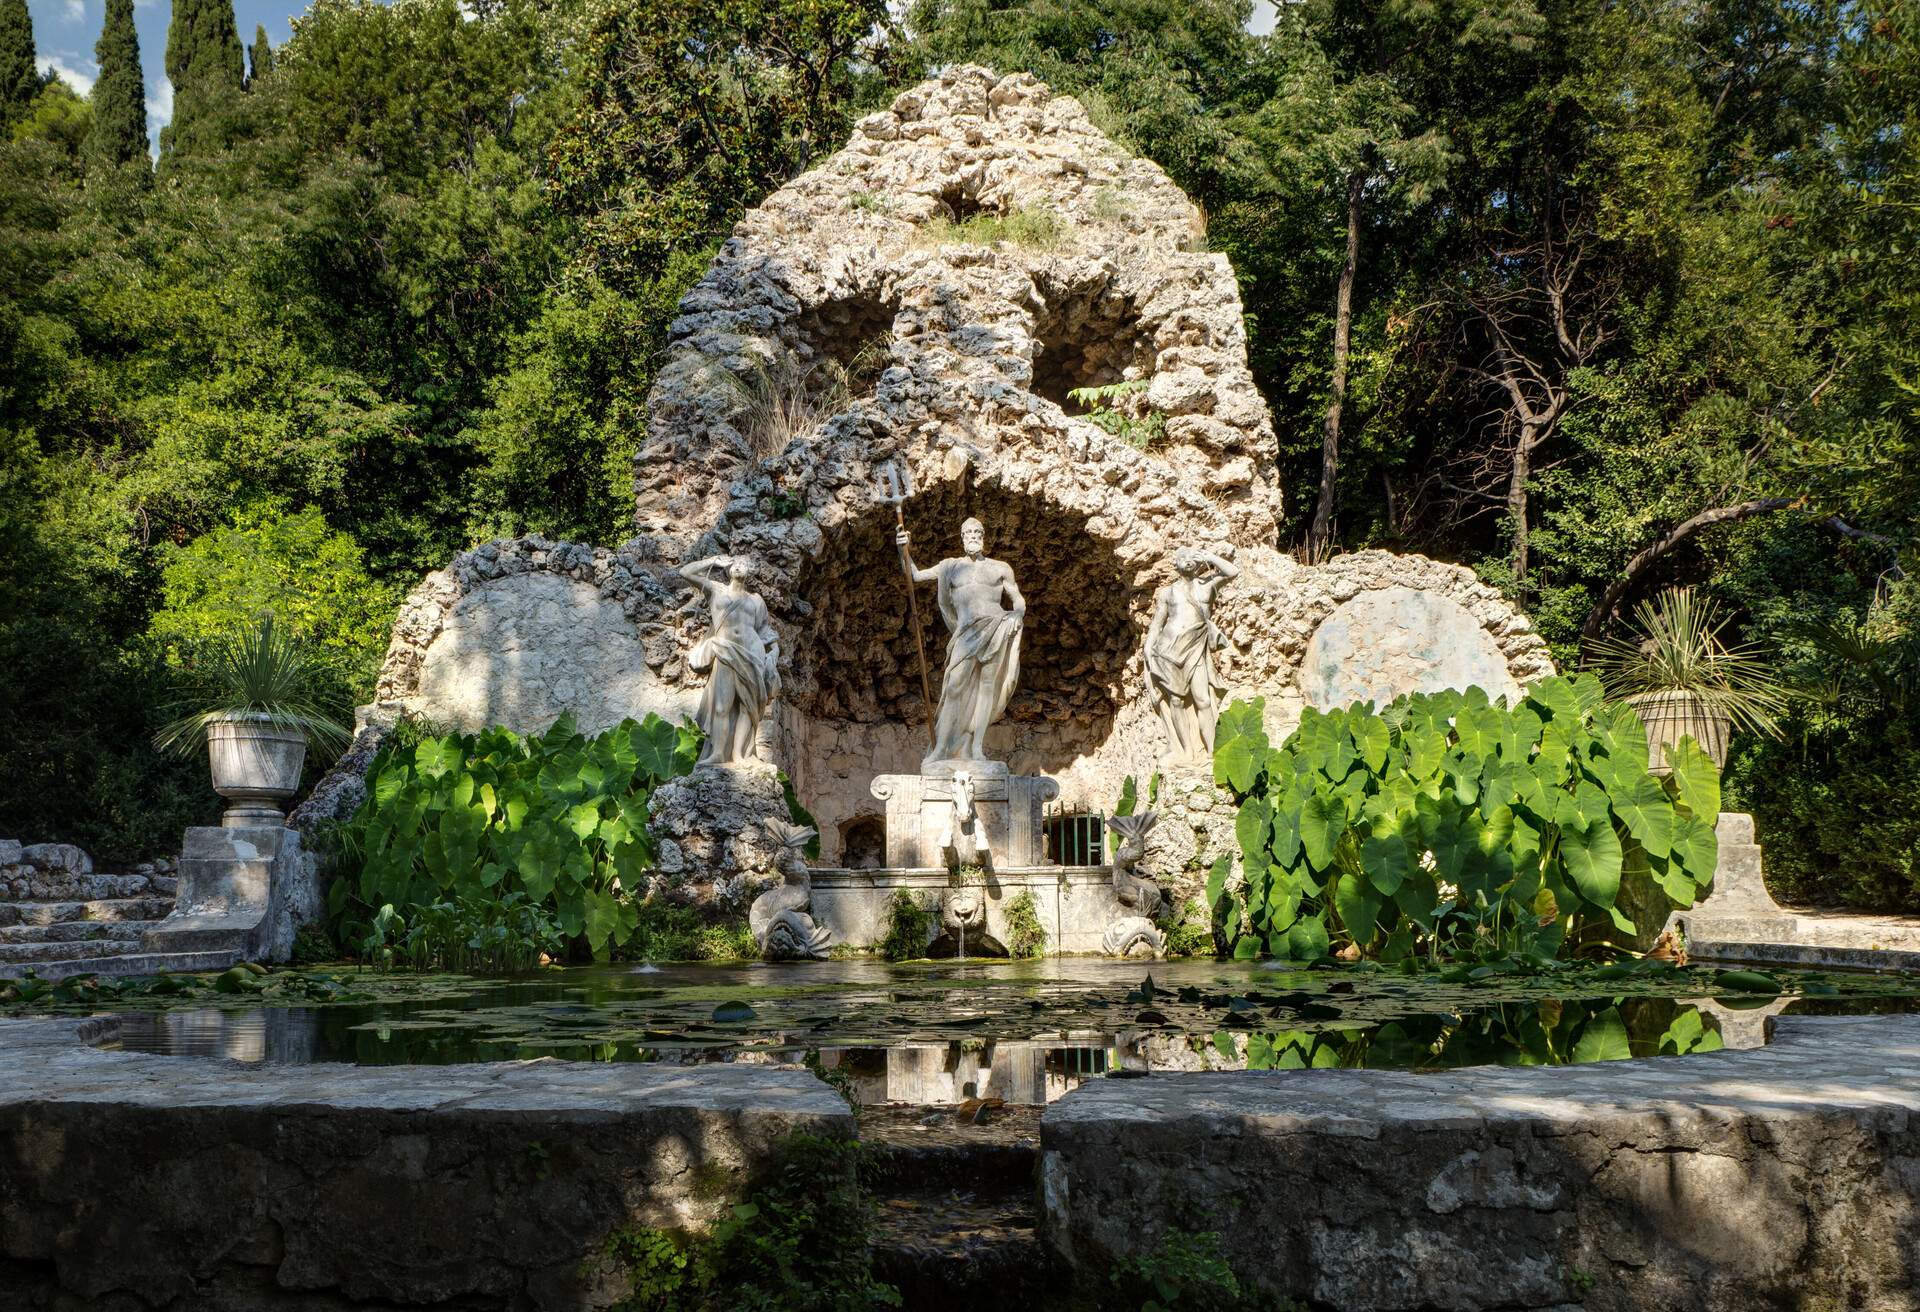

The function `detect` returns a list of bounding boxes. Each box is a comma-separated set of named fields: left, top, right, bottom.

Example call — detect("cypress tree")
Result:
left=161, top=0, right=242, bottom=158
left=0, top=0, right=35, bottom=131
left=245, top=24, right=272, bottom=88
left=86, top=0, right=149, bottom=170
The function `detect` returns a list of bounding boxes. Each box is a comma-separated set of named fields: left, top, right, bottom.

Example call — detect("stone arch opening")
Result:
left=839, top=814, right=886, bottom=869
left=1029, top=275, right=1158, bottom=416
left=787, top=477, right=1140, bottom=758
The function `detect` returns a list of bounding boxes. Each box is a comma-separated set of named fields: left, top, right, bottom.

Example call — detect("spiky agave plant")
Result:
left=1589, top=587, right=1787, bottom=740
left=152, top=613, right=353, bottom=758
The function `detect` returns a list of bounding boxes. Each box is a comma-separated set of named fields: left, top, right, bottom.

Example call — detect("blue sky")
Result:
left=27, top=0, right=306, bottom=151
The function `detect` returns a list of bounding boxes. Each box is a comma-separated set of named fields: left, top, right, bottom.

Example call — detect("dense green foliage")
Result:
left=336, top=713, right=699, bottom=957
left=0, top=0, right=1913, bottom=906
left=1211, top=677, right=1720, bottom=963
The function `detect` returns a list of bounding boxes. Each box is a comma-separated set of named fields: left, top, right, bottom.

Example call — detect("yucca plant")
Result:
left=152, top=613, right=352, bottom=759
left=1589, top=587, right=1786, bottom=768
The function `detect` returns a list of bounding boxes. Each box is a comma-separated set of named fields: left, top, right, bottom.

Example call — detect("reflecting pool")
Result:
left=87, top=958, right=1920, bottom=1105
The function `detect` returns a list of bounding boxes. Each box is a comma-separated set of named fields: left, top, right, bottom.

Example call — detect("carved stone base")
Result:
left=870, top=763, right=1059, bottom=869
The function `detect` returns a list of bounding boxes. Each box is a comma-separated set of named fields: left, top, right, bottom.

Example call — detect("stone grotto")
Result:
left=365, top=65, right=1554, bottom=954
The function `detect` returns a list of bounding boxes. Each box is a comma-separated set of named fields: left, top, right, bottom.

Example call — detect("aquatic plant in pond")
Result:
left=1211, top=675, right=1720, bottom=964
left=333, top=712, right=700, bottom=958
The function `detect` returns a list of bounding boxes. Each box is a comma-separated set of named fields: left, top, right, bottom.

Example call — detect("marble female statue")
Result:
left=1145, top=546, right=1240, bottom=765
left=676, top=555, right=780, bottom=767
left=896, top=518, right=1025, bottom=769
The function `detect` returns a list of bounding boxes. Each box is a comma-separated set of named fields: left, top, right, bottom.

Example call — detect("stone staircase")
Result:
left=862, top=1104, right=1054, bottom=1308
left=0, top=841, right=237, bottom=981
left=1670, top=813, right=1920, bottom=973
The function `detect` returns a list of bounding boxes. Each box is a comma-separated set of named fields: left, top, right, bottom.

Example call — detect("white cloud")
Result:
left=36, top=54, right=96, bottom=96
left=60, top=0, right=84, bottom=22
left=147, top=74, right=172, bottom=127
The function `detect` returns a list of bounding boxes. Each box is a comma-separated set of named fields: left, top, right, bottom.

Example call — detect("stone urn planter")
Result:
left=1627, top=690, right=1730, bottom=774
left=206, top=715, right=308, bottom=827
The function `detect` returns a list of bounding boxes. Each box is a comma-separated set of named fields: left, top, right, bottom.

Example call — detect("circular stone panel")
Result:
left=1299, top=586, right=1522, bottom=712
left=415, top=572, right=693, bottom=735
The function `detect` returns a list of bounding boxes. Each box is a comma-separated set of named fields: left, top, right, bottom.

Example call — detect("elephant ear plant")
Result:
left=1209, top=675, right=1721, bottom=966
left=153, top=614, right=352, bottom=825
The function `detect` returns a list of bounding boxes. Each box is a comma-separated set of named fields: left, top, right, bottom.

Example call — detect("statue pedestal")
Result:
left=870, top=762, right=1059, bottom=869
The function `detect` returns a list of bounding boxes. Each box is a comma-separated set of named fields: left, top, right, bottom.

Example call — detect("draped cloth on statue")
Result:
left=689, top=628, right=779, bottom=765
left=927, top=568, right=1021, bottom=766
left=1144, top=610, right=1217, bottom=701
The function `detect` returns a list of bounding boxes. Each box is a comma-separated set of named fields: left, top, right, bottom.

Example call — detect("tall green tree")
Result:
left=246, top=24, right=272, bottom=88
left=161, top=0, right=243, bottom=159
left=0, top=0, right=34, bottom=131
left=85, top=0, right=148, bottom=170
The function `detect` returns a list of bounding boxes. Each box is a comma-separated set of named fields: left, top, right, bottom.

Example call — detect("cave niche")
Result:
left=788, top=479, right=1140, bottom=773
left=1029, top=274, right=1159, bottom=415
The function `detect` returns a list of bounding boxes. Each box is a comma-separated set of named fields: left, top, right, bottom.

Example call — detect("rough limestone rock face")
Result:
left=375, top=66, right=1552, bottom=887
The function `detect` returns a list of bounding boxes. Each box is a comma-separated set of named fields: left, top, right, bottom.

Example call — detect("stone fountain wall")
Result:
left=369, top=66, right=1553, bottom=894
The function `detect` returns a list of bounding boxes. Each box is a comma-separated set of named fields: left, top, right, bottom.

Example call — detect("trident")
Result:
left=877, top=460, right=936, bottom=745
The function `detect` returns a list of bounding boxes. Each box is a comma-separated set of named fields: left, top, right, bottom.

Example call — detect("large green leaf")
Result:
left=1283, top=915, right=1331, bottom=961
left=1611, top=772, right=1674, bottom=861
left=1351, top=713, right=1391, bottom=774
left=1670, top=812, right=1719, bottom=882
left=1236, top=797, right=1274, bottom=870
left=1666, top=736, right=1721, bottom=820
left=1213, top=698, right=1270, bottom=794
left=1559, top=817, right=1623, bottom=908
left=632, top=713, right=685, bottom=783
left=1332, top=873, right=1382, bottom=945
left=1571, top=1007, right=1631, bottom=1063
left=1360, top=824, right=1413, bottom=896
left=1299, top=792, right=1345, bottom=871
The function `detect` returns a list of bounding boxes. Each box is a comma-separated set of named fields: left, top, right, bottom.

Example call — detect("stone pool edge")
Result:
left=0, top=1014, right=856, bottom=1311
left=1039, top=1012, right=1920, bottom=1311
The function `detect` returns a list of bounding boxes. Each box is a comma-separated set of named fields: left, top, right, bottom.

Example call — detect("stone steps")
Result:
left=861, top=1104, right=1053, bottom=1309
left=1, top=872, right=170, bottom=902
left=0, top=938, right=149, bottom=965
left=2, top=950, right=247, bottom=983
left=1, top=843, right=201, bottom=980
left=0, top=920, right=148, bottom=945
left=0, top=897, right=175, bottom=928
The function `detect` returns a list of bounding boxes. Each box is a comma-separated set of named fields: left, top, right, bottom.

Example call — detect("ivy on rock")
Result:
left=1209, top=676, right=1720, bottom=964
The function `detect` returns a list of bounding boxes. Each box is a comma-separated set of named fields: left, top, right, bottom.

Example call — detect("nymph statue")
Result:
left=896, top=518, right=1025, bottom=769
left=1144, top=546, right=1240, bottom=765
left=676, top=554, right=780, bottom=768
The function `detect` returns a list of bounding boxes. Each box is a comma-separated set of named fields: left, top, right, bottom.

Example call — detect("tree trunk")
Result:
left=1307, top=169, right=1366, bottom=562
left=1508, top=428, right=1534, bottom=594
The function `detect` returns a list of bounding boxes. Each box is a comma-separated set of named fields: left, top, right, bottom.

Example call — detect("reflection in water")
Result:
left=92, top=958, right=1920, bottom=1107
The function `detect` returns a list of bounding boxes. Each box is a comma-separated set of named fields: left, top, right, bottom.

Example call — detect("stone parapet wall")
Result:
left=0, top=1017, right=854, bottom=1311
left=1040, top=1013, right=1920, bottom=1311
